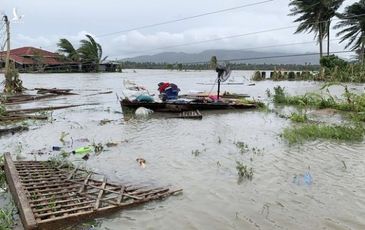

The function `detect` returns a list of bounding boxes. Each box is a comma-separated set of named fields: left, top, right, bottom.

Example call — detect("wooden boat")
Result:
left=120, top=98, right=258, bottom=112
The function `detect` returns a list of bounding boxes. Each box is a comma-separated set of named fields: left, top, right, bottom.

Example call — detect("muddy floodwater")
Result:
left=1, top=70, right=365, bottom=229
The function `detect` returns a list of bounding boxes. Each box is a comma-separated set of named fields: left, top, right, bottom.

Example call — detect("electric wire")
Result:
left=120, top=13, right=365, bottom=58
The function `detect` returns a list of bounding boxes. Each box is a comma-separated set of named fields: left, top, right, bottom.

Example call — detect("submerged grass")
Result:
left=289, top=112, right=308, bottom=123
left=0, top=154, right=5, bottom=190
left=283, top=124, right=365, bottom=144
left=272, top=85, right=365, bottom=113
left=236, top=161, right=253, bottom=180
left=0, top=202, right=15, bottom=230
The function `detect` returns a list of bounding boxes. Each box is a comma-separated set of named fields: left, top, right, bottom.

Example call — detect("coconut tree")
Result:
left=334, top=0, right=365, bottom=64
left=77, top=34, right=107, bottom=72
left=57, top=38, right=81, bottom=71
left=57, top=39, right=79, bottom=61
left=289, top=0, right=344, bottom=58
left=323, top=0, right=344, bottom=56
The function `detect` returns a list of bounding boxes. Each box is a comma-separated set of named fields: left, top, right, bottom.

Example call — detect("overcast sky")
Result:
left=0, top=0, right=358, bottom=59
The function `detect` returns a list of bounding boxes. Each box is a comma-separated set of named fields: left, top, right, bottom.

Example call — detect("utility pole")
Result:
left=4, top=15, right=10, bottom=77
left=2, top=14, right=22, bottom=93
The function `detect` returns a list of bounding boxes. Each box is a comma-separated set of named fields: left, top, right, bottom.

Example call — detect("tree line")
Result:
left=119, top=61, right=320, bottom=71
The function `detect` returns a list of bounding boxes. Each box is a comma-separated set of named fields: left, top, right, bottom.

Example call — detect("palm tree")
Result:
left=57, top=39, right=79, bottom=61
left=334, top=0, right=365, bottom=64
left=289, top=0, right=343, bottom=58
left=323, top=0, right=344, bottom=56
left=78, top=34, right=107, bottom=72
left=57, top=38, right=81, bottom=71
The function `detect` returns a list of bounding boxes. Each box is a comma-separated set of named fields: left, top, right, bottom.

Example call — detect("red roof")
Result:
left=0, top=47, right=73, bottom=65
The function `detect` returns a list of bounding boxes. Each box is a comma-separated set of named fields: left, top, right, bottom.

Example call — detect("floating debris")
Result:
left=0, top=126, right=29, bottom=136
left=3, top=153, right=181, bottom=230
left=105, top=142, right=118, bottom=148
left=136, top=158, right=146, bottom=168
left=98, top=119, right=113, bottom=126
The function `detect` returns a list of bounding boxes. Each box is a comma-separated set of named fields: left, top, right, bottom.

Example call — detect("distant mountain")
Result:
left=123, top=49, right=320, bottom=65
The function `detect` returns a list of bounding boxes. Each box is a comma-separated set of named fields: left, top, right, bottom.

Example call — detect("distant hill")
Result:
left=123, top=49, right=320, bottom=65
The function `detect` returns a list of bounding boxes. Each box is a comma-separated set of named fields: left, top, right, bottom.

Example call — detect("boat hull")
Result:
left=120, top=99, right=257, bottom=112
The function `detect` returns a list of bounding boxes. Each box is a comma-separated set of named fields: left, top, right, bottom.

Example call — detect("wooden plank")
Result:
left=79, top=173, right=92, bottom=193
left=4, top=153, right=38, bottom=230
left=70, top=179, right=141, bottom=200
left=94, top=177, right=107, bottom=209
left=67, top=166, right=79, bottom=180
left=116, top=186, right=125, bottom=204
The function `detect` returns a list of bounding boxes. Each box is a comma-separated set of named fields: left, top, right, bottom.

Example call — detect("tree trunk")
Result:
left=361, top=37, right=365, bottom=65
left=327, top=21, right=331, bottom=56
left=319, top=22, right=323, bottom=59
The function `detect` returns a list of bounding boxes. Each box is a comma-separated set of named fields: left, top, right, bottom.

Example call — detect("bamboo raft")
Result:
left=3, top=153, right=181, bottom=230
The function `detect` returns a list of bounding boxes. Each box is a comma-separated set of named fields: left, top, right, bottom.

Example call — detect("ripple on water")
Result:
left=1, top=71, right=365, bottom=229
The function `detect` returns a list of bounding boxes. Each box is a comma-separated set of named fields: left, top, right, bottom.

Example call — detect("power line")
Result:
left=107, top=38, right=345, bottom=60
left=38, top=0, right=274, bottom=50
left=182, top=50, right=354, bottom=64
left=118, top=13, right=365, bottom=58
left=18, top=50, right=354, bottom=71
left=96, top=0, right=274, bottom=37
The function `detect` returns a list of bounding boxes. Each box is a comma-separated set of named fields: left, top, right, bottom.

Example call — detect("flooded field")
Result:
left=1, top=70, right=365, bottom=229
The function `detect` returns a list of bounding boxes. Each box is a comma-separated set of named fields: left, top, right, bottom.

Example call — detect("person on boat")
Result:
left=158, top=82, right=180, bottom=101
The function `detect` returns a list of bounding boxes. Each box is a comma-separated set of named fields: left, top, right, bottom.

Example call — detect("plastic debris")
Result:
left=72, top=146, right=93, bottom=155
left=135, top=107, right=153, bottom=117
left=52, top=146, right=62, bottom=151
left=136, top=158, right=146, bottom=168
left=293, top=171, right=313, bottom=185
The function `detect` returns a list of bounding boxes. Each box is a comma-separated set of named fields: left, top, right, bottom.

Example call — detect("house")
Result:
left=0, top=46, right=78, bottom=72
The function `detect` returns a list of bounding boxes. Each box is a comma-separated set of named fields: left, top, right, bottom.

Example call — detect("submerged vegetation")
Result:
left=236, top=161, right=253, bottom=180
left=283, top=124, right=365, bottom=144
left=289, top=112, right=308, bottom=123
left=271, top=84, right=365, bottom=143
left=0, top=202, right=15, bottom=230
left=0, top=154, right=5, bottom=189
left=272, top=85, right=365, bottom=113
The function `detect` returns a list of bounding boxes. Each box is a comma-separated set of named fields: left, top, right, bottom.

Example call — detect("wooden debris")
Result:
left=0, top=88, right=78, bottom=105
left=2, top=94, right=60, bottom=105
left=6, top=103, right=100, bottom=114
left=4, top=153, right=182, bottom=230
left=0, top=126, right=29, bottom=136
left=0, top=114, right=48, bottom=122
left=85, top=91, right=113, bottom=97
left=35, top=88, right=77, bottom=95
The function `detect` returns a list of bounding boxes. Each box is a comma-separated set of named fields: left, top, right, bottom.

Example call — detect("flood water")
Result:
left=1, top=70, right=365, bottom=229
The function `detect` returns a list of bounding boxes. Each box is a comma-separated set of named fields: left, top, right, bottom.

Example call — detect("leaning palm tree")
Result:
left=77, top=34, right=107, bottom=72
left=334, top=0, right=365, bottom=64
left=289, top=0, right=343, bottom=58
left=57, top=38, right=81, bottom=71
left=57, top=38, right=79, bottom=61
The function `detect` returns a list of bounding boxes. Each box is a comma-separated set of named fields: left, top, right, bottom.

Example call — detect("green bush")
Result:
left=320, top=55, right=348, bottom=70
